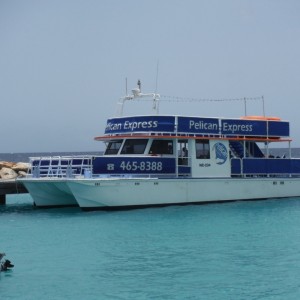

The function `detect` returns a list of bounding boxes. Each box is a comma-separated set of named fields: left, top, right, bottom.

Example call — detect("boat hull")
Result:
left=66, top=177, right=300, bottom=210
left=19, top=179, right=77, bottom=207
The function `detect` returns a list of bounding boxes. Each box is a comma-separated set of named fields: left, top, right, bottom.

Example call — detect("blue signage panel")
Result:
left=105, top=116, right=175, bottom=134
left=243, top=158, right=291, bottom=174
left=92, top=157, right=176, bottom=174
left=104, top=115, right=290, bottom=137
left=221, top=119, right=267, bottom=136
left=268, top=121, right=289, bottom=137
left=177, top=117, right=219, bottom=134
left=221, top=119, right=290, bottom=137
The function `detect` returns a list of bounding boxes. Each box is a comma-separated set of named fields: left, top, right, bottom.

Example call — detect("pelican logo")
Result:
left=212, top=142, right=228, bottom=165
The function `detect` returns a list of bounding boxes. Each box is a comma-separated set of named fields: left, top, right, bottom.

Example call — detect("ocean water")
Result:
left=2, top=194, right=300, bottom=299
left=2, top=150, right=300, bottom=299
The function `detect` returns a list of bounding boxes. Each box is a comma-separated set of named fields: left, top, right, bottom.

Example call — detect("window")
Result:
left=120, top=139, right=148, bottom=155
left=104, top=140, right=123, bottom=155
left=196, top=140, right=210, bottom=159
left=177, top=140, right=188, bottom=166
left=149, top=140, right=173, bottom=155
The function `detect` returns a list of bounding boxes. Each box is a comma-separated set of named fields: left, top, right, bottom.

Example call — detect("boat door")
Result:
left=190, top=139, right=231, bottom=178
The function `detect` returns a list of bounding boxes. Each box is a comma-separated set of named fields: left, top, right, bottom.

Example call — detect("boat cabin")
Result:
left=89, top=114, right=298, bottom=178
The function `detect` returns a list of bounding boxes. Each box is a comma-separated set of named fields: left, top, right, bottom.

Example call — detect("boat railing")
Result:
left=27, top=155, right=95, bottom=179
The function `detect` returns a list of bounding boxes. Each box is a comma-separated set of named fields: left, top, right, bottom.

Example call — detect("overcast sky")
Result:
left=1, top=0, right=300, bottom=153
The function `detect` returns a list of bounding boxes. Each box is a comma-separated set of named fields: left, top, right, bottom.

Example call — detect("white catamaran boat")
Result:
left=19, top=82, right=300, bottom=210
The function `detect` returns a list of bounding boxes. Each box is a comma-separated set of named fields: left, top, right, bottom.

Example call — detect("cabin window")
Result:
left=149, top=140, right=173, bottom=155
left=120, top=139, right=148, bottom=155
left=196, top=140, right=210, bottom=159
left=104, top=140, right=123, bottom=155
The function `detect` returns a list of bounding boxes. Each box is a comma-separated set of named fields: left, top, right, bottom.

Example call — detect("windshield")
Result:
left=120, top=139, right=148, bottom=155
left=104, top=140, right=123, bottom=155
left=149, top=140, right=173, bottom=155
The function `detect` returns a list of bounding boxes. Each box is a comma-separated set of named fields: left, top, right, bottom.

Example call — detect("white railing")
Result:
left=28, top=155, right=94, bottom=178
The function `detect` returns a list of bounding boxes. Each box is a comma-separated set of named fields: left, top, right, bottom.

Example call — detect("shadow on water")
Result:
left=1, top=194, right=82, bottom=216
left=0, top=203, right=35, bottom=214
left=0, top=204, right=85, bottom=216
left=2, top=193, right=300, bottom=218
left=0, top=269, right=13, bottom=278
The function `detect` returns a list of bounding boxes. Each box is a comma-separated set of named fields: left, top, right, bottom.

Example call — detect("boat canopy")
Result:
left=95, top=115, right=290, bottom=142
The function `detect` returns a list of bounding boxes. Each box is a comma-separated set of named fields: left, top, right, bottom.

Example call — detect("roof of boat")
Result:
left=94, top=114, right=291, bottom=142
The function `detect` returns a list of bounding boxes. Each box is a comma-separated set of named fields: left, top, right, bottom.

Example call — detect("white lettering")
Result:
left=189, top=120, right=218, bottom=131
left=222, top=123, right=253, bottom=134
left=123, top=120, right=159, bottom=131
left=106, top=122, right=122, bottom=131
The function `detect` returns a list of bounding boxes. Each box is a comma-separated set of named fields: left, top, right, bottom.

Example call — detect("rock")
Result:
left=0, top=161, right=30, bottom=180
left=18, top=171, right=27, bottom=177
left=11, top=162, right=30, bottom=172
left=0, top=161, right=15, bottom=169
left=0, top=167, right=18, bottom=180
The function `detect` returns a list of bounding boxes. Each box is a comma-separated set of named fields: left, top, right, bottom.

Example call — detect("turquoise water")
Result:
left=2, top=195, right=300, bottom=299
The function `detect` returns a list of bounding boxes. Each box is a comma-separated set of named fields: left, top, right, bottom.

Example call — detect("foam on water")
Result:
left=1, top=194, right=300, bottom=299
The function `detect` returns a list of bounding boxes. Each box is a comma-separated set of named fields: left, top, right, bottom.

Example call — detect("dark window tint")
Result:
left=196, top=140, right=210, bottom=159
left=149, top=140, right=173, bottom=155
left=121, top=139, right=148, bottom=154
left=104, top=140, right=123, bottom=155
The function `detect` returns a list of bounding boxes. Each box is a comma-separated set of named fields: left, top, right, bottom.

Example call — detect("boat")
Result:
left=19, top=82, right=300, bottom=210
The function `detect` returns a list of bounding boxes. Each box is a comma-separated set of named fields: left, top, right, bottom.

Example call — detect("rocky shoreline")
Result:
left=0, top=161, right=30, bottom=180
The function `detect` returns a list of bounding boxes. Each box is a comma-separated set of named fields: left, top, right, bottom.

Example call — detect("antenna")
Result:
left=125, top=77, right=128, bottom=96
left=153, top=60, right=160, bottom=114
left=155, top=60, right=159, bottom=94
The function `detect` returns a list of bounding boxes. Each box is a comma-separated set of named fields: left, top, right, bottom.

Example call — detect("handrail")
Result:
left=28, top=155, right=95, bottom=179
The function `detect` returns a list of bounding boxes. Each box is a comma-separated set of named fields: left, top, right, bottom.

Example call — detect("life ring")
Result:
left=240, top=116, right=281, bottom=121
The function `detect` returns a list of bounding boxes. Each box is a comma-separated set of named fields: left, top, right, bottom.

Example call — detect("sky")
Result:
left=1, top=0, right=300, bottom=153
